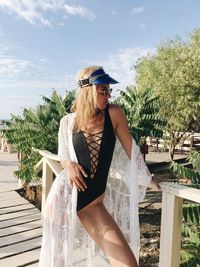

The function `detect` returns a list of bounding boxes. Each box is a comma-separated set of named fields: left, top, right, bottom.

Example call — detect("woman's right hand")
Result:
left=61, top=160, right=88, bottom=191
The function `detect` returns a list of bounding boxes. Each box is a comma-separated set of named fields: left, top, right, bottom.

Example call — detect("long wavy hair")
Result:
left=71, top=66, right=103, bottom=132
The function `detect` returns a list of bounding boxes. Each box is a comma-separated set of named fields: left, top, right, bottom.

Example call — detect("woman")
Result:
left=39, top=66, right=160, bottom=267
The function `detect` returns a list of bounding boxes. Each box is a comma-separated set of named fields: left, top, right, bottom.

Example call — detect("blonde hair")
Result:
left=71, top=66, right=103, bottom=132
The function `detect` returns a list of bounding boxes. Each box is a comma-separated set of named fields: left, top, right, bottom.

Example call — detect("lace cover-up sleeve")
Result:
left=58, top=115, right=70, bottom=161
left=135, top=139, right=152, bottom=187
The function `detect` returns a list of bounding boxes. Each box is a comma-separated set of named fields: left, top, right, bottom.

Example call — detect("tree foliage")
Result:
left=3, top=90, right=75, bottom=184
left=114, top=87, right=166, bottom=144
left=135, top=28, right=200, bottom=159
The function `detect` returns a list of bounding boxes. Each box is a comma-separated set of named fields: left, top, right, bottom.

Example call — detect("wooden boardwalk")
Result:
left=0, top=151, right=41, bottom=266
left=0, top=190, right=41, bottom=267
left=0, top=151, right=42, bottom=267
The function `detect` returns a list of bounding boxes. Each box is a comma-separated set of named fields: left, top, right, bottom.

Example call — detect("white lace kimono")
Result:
left=39, top=113, right=152, bottom=267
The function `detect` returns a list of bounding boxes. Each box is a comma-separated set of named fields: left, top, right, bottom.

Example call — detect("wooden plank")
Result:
left=159, top=192, right=183, bottom=267
left=38, top=149, right=59, bottom=161
left=0, top=208, right=39, bottom=221
left=46, top=157, right=62, bottom=176
left=0, top=228, right=42, bottom=247
left=0, top=219, right=41, bottom=237
left=0, top=199, right=29, bottom=208
left=42, top=159, right=53, bottom=214
left=0, top=236, right=41, bottom=258
left=160, top=182, right=200, bottom=203
left=34, top=157, right=43, bottom=174
left=0, top=247, right=40, bottom=267
left=0, top=213, right=41, bottom=230
left=26, top=262, right=39, bottom=267
left=0, top=203, right=36, bottom=215
left=0, top=191, right=22, bottom=201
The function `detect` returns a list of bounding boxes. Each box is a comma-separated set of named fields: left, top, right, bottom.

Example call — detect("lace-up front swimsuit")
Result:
left=73, top=105, right=116, bottom=211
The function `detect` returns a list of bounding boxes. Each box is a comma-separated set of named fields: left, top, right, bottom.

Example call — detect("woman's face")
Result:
left=96, top=84, right=112, bottom=110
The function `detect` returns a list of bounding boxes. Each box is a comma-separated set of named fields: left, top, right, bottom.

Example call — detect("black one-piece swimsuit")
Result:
left=72, top=105, right=116, bottom=212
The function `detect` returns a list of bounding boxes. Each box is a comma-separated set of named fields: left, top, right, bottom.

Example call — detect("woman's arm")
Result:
left=58, top=115, right=87, bottom=191
left=109, top=104, right=161, bottom=190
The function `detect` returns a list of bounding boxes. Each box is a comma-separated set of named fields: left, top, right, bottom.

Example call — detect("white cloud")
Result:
left=0, top=74, right=75, bottom=119
left=0, top=0, right=96, bottom=27
left=0, top=45, right=11, bottom=56
left=0, top=41, right=53, bottom=78
left=0, top=39, right=75, bottom=97
left=57, top=22, right=65, bottom=27
left=132, top=6, right=145, bottom=14
left=0, top=28, right=4, bottom=37
left=0, top=0, right=52, bottom=26
left=82, top=47, right=155, bottom=91
left=0, top=56, right=33, bottom=76
left=64, top=4, right=96, bottom=21
left=111, top=10, right=117, bottom=15
left=0, top=45, right=155, bottom=118
left=0, top=78, right=69, bottom=92
left=139, top=23, right=146, bottom=30
left=0, top=95, right=41, bottom=119
left=33, top=55, right=53, bottom=63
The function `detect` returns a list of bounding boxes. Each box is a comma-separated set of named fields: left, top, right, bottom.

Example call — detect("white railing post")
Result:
left=1, top=135, right=5, bottom=152
left=34, top=149, right=62, bottom=215
left=0, top=135, right=12, bottom=153
left=159, top=182, right=200, bottom=267
left=41, top=158, right=54, bottom=214
left=159, top=191, right=183, bottom=267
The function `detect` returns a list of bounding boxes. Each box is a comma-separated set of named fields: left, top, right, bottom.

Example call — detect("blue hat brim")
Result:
left=92, top=74, right=119, bottom=85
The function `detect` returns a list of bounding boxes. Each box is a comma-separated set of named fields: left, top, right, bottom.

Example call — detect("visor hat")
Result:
left=78, top=67, right=119, bottom=88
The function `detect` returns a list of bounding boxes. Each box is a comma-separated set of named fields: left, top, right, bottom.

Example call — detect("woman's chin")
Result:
left=97, top=102, right=108, bottom=110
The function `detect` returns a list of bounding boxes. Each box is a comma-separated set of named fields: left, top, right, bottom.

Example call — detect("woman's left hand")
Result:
left=150, top=176, right=167, bottom=191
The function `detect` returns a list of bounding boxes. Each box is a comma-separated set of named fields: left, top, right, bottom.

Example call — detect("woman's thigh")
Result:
left=77, top=202, right=138, bottom=267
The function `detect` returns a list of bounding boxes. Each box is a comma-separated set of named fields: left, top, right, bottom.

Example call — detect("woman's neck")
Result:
left=94, top=108, right=103, bottom=117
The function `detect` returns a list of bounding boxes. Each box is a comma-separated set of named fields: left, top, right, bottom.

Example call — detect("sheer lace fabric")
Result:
left=39, top=114, right=152, bottom=267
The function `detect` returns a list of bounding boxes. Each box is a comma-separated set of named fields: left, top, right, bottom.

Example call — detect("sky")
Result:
left=0, top=0, right=199, bottom=119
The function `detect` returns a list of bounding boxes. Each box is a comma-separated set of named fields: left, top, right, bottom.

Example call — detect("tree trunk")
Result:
left=169, top=142, right=175, bottom=160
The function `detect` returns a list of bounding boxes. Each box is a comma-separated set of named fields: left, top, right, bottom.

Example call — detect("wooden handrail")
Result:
left=33, top=148, right=60, bottom=161
left=160, top=182, right=200, bottom=203
left=159, top=182, right=200, bottom=267
left=34, top=149, right=62, bottom=213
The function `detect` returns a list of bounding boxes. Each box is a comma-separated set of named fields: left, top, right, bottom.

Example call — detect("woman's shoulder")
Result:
left=108, top=104, right=126, bottom=128
left=108, top=104, right=125, bottom=117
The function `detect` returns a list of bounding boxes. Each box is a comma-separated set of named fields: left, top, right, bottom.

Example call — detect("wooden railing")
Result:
left=0, top=132, right=13, bottom=153
left=159, top=182, right=200, bottom=267
left=35, top=150, right=200, bottom=267
left=34, top=149, right=62, bottom=213
left=147, top=132, right=200, bottom=152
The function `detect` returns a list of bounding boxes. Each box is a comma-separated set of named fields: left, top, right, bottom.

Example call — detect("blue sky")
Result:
left=0, top=0, right=199, bottom=119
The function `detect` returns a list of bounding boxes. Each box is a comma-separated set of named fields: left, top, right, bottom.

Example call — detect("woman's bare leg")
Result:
left=77, top=202, right=138, bottom=267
